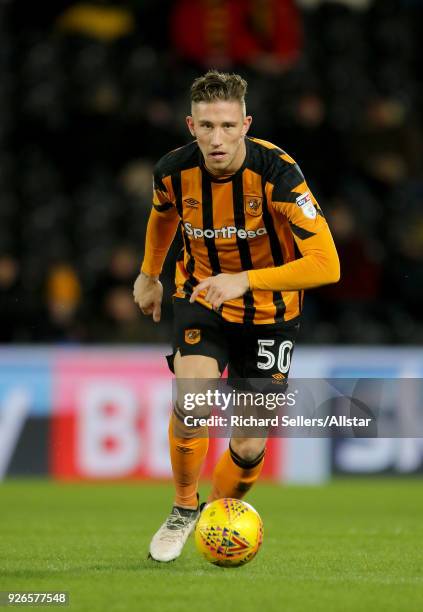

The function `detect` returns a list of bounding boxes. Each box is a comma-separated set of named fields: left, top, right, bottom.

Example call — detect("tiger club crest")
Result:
left=185, top=329, right=201, bottom=345
left=244, top=196, right=262, bottom=217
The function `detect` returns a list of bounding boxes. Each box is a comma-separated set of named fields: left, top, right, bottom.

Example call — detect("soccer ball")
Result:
left=195, top=498, right=263, bottom=567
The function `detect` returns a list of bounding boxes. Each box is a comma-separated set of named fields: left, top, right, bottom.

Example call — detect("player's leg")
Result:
left=150, top=352, right=220, bottom=562
left=209, top=318, right=299, bottom=502
left=169, top=352, right=220, bottom=510
left=208, top=436, right=266, bottom=501
left=149, top=298, right=227, bottom=562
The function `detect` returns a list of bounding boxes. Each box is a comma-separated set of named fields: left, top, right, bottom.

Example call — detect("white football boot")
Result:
left=149, top=501, right=200, bottom=562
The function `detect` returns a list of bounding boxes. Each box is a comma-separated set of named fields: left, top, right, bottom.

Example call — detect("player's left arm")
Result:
left=190, top=168, right=340, bottom=308
left=248, top=179, right=340, bottom=292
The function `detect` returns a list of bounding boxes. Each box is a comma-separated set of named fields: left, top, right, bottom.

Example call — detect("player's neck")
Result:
left=206, top=168, right=235, bottom=179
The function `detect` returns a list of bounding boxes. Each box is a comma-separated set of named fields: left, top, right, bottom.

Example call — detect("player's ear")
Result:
left=186, top=116, right=196, bottom=137
left=242, top=115, right=252, bottom=136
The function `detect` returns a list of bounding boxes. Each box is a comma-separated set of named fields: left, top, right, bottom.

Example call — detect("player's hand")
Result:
left=133, top=272, right=163, bottom=322
left=189, top=272, right=250, bottom=310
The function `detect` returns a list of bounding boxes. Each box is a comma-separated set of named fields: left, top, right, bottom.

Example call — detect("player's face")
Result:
left=186, top=100, right=252, bottom=176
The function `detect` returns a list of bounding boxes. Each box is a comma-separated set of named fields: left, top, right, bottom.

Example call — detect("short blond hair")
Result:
left=190, top=70, right=247, bottom=113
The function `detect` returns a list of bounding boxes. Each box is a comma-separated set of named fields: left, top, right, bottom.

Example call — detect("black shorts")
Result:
left=166, top=297, right=300, bottom=385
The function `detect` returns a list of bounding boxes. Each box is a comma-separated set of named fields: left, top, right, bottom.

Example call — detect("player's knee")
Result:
left=174, top=397, right=211, bottom=420
left=175, top=374, right=219, bottom=419
left=230, top=439, right=266, bottom=464
left=174, top=352, right=220, bottom=378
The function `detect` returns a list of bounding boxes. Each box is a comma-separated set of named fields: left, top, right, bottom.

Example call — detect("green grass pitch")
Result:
left=1, top=479, right=423, bottom=612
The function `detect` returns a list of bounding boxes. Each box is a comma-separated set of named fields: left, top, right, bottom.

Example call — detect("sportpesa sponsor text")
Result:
left=184, top=222, right=268, bottom=240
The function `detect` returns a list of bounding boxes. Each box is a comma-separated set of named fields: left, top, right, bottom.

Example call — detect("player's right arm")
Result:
left=133, top=165, right=180, bottom=322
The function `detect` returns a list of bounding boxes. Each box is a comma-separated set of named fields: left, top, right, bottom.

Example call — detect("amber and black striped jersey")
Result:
left=142, top=137, right=339, bottom=325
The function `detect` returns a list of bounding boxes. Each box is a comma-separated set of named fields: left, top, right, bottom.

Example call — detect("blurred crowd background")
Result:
left=0, top=0, right=422, bottom=345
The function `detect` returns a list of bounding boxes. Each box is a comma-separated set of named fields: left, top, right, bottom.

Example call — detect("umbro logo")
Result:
left=184, top=197, right=200, bottom=208
left=176, top=445, right=194, bottom=454
left=271, top=373, right=287, bottom=385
